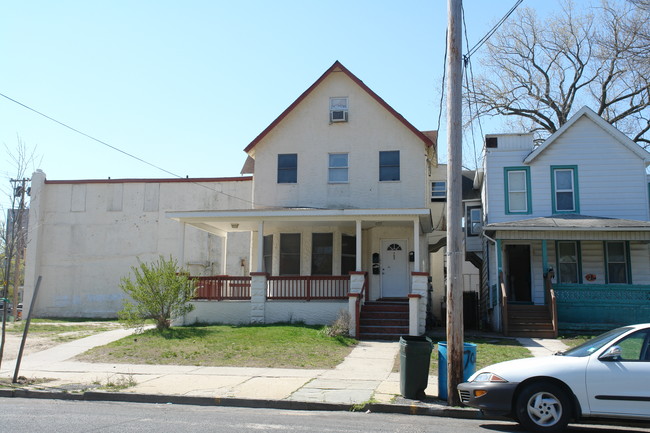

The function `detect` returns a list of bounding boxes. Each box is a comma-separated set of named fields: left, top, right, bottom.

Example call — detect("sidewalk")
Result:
left=0, top=329, right=568, bottom=416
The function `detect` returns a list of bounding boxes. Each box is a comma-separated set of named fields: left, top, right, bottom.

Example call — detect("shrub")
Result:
left=324, top=310, right=350, bottom=337
left=118, top=256, right=196, bottom=330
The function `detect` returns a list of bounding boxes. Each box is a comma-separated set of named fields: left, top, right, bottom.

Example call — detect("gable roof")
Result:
left=243, top=61, right=435, bottom=154
left=524, top=106, right=650, bottom=164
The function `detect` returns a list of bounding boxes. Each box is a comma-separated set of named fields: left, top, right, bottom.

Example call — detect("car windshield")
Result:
left=561, top=327, right=632, bottom=357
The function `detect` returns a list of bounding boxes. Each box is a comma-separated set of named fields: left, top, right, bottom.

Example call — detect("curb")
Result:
left=0, top=388, right=485, bottom=420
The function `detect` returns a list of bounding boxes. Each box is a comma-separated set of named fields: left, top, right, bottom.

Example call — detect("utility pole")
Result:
left=446, top=0, right=464, bottom=407
left=11, top=178, right=29, bottom=321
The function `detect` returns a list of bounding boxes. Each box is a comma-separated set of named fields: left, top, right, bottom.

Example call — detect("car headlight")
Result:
left=471, top=372, right=508, bottom=383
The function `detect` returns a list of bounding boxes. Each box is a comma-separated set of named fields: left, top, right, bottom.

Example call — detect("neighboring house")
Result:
left=23, top=61, right=450, bottom=339
left=476, top=106, right=650, bottom=336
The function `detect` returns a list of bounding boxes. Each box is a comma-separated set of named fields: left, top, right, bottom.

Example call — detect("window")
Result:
left=431, top=181, right=446, bottom=201
left=263, top=235, right=273, bottom=274
left=552, top=166, right=579, bottom=213
left=341, top=234, right=356, bottom=275
left=329, top=97, right=348, bottom=122
left=279, top=233, right=300, bottom=275
left=379, top=151, right=400, bottom=181
left=277, top=154, right=297, bottom=184
left=605, top=241, right=629, bottom=284
left=615, top=330, right=650, bottom=361
left=328, top=153, right=348, bottom=183
left=557, top=241, right=580, bottom=284
left=467, top=206, right=482, bottom=236
left=504, top=167, right=531, bottom=214
left=311, top=233, right=333, bottom=275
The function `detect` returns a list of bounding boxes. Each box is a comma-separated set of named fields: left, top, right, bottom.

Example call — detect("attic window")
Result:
left=330, top=97, right=348, bottom=123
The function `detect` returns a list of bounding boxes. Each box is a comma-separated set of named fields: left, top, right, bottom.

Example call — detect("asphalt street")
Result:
left=3, top=399, right=650, bottom=433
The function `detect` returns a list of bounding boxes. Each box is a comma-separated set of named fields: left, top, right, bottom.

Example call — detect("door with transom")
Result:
left=380, top=239, right=408, bottom=298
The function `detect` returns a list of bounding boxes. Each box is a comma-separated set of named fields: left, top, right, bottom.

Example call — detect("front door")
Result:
left=381, top=239, right=408, bottom=298
left=505, top=244, right=532, bottom=302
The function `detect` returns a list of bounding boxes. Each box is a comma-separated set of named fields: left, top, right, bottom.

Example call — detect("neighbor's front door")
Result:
left=381, top=239, right=408, bottom=298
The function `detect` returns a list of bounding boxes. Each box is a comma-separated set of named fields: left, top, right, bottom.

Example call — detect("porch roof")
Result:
left=167, top=207, right=434, bottom=235
left=484, top=214, right=650, bottom=240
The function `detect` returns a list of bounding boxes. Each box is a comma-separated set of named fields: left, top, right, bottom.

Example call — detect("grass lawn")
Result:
left=427, top=337, right=532, bottom=374
left=76, top=324, right=357, bottom=369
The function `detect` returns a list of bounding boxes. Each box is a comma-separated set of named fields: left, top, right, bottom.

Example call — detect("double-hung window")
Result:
left=328, top=153, right=348, bottom=183
left=605, top=241, right=629, bottom=284
left=341, top=234, right=356, bottom=275
left=557, top=241, right=580, bottom=284
left=279, top=233, right=300, bottom=275
left=431, top=181, right=446, bottom=201
left=504, top=167, right=531, bottom=214
left=379, top=151, right=400, bottom=181
left=552, top=166, right=579, bottom=213
left=467, top=206, right=482, bottom=236
left=311, top=233, right=333, bottom=275
left=277, top=154, right=297, bottom=184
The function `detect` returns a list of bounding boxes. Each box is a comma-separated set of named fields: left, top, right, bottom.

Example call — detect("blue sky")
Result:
left=0, top=0, right=560, bottom=210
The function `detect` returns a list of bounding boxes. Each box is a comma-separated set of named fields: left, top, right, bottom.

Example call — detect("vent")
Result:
left=486, top=137, right=498, bottom=148
left=330, top=110, right=348, bottom=122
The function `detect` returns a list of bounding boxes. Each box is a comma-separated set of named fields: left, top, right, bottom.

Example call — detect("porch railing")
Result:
left=267, top=276, right=349, bottom=300
left=353, top=273, right=369, bottom=338
left=193, top=276, right=252, bottom=300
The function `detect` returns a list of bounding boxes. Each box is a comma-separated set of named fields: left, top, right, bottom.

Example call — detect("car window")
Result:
left=616, top=330, right=650, bottom=361
left=563, top=327, right=632, bottom=357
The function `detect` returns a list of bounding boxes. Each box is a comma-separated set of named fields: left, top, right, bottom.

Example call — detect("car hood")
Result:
left=468, top=354, right=589, bottom=383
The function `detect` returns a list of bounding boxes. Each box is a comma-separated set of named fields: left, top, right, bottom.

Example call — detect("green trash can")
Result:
left=399, top=335, right=434, bottom=400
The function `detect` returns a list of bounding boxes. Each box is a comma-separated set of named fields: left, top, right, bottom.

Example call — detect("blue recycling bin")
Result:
left=437, top=341, right=477, bottom=401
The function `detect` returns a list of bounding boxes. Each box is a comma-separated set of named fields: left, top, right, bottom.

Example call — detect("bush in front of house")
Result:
left=118, top=256, right=195, bottom=330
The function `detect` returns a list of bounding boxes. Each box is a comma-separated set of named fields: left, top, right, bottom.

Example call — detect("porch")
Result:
left=485, top=215, right=650, bottom=335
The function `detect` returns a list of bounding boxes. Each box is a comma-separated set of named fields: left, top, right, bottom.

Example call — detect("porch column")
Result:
left=256, top=221, right=264, bottom=272
left=413, top=218, right=420, bottom=272
left=250, top=272, right=267, bottom=324
left=355, top=219, right=362, bottom=271
left=410, top=272, right=429, bottom=335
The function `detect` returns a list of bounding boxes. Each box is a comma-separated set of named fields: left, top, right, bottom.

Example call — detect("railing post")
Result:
left=410, top=272, right=429, bottom=335
left=306, top=277, right=311, bottom=302
left=250, top=272, right=268, bottom=324
left=348, top=272, right=366, bottom=338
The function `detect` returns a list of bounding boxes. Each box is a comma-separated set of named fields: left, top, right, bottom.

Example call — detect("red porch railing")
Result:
left=267, top=276, right=349, bottom=300
left=193, top=276, right=251, bottom=300
left=353, top=273, right=368, bottom=338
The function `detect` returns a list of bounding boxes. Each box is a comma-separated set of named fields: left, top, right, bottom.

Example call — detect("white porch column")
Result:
left=409, top=272, right=429, bottom=335
left=256, top=221, right=264, bottom=272
left=413, top=218, right=420, bottom=272
left=355, top=219, right=362, bottom=271
left=250, top=272, right=267, bottom=324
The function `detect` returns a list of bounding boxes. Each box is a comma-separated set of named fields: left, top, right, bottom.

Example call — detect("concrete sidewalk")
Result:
left=0, top=328, right=568, bottom=415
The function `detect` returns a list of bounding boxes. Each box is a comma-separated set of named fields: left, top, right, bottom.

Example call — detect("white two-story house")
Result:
left=23, top=61, right=449, bottom=339
left=477, top=106, right=650, bottom=336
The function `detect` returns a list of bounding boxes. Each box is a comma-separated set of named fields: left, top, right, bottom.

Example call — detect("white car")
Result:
left=457, top=323, right=650, bottom=432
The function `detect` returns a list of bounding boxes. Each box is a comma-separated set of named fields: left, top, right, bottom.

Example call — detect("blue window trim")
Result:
left=556, top=240, right=582, bottom=284
left=551, top=165, right=580, bottom=214
left=603, top=241, right=632, bottom=284
left=504, top=167, right=532, bottom=215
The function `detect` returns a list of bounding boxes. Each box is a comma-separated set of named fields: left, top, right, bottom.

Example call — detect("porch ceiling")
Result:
left=484, top=214, right=650, bottom=241
left=167, top=207, right=434, bottom=235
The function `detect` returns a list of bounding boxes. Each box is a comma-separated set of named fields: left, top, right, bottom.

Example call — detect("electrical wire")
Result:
left=436, top=30, right=448, bottom=134
left=465, top=0, right=523, bottom=61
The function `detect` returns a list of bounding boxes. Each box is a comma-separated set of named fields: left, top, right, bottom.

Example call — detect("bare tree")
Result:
left=0, top=136, right=38, bottom=368
left=467, top=0, right=650, bottom=146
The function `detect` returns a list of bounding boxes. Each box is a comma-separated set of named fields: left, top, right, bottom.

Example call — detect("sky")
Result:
left=0, top=0, right=561, bottom=212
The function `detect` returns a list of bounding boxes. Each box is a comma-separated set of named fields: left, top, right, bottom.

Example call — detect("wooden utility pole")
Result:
left=445, top=0, right=464, bottom=407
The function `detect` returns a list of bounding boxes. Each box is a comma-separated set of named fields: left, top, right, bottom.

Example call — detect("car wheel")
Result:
left=515, top=382, right=571, bottom=433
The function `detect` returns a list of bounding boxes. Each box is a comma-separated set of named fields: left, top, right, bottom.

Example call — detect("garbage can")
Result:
left=399, top=335, right=434, bottom=400
left=437, top=341, right=477, bottom=401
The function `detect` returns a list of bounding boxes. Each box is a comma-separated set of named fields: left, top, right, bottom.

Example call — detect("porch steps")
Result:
left=507, top=304, right=556, bottom=338
left=359, top=299, right=409, bottom=341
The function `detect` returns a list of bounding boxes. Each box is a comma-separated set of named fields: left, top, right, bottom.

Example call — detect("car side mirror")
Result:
left=599, top=345, right=622, bottom=361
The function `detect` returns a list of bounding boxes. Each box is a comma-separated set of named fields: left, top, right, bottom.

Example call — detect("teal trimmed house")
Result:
left=474, top=106, right=650, bottom=336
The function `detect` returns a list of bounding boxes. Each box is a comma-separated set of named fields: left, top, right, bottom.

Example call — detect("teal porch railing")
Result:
left=554, top=284, right=650, bottom=331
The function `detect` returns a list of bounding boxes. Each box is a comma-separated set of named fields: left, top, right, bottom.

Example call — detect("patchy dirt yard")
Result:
left=1, top=321, right=123, bottom=361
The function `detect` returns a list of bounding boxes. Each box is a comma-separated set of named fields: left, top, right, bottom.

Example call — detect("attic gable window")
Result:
left=277, top=154, right=297, bottom=184
left=379, top=151, right=400, bottom=181
left=330, top=97, right=348, bottom=123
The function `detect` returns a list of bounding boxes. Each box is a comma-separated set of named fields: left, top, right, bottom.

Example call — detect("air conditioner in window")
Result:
left=330, top=110, right=348, bottom=122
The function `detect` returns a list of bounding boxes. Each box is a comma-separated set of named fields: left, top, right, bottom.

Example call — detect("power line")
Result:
left=0, top=92, right=258, bottom=207
left=436, top=30, right=449, bottom=134
left=465, top=0, right=523, bottom=60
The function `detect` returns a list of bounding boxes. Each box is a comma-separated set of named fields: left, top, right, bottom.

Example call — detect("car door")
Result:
left=585, top=329, right=650, bottom=417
